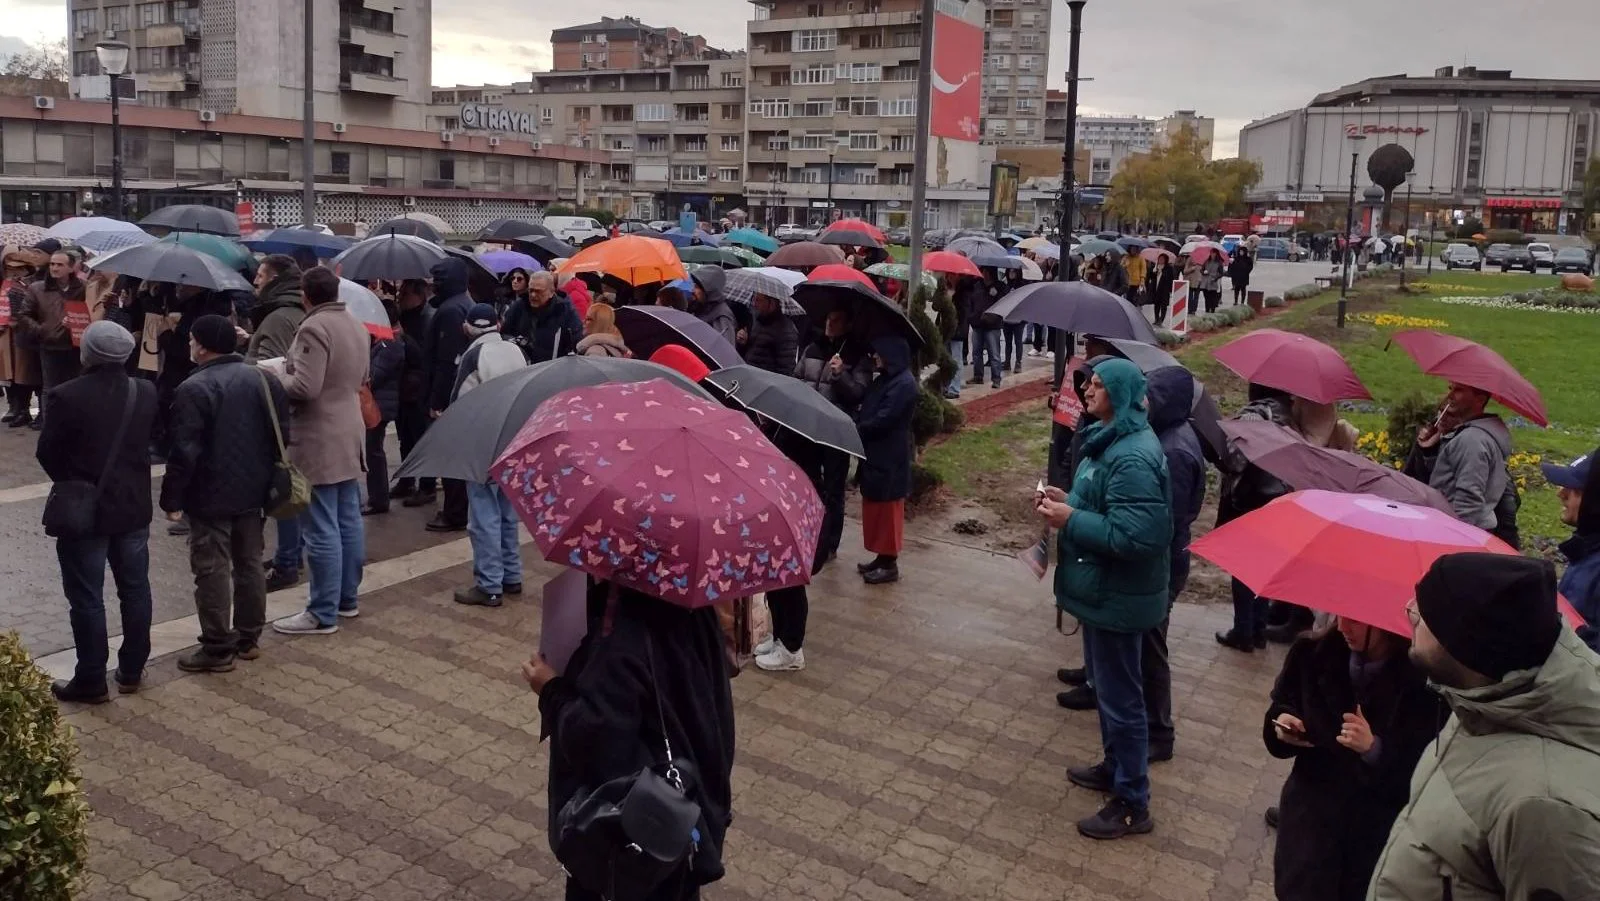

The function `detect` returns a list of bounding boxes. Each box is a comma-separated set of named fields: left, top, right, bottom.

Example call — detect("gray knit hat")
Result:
left=80, top=320, right=136, bottom=367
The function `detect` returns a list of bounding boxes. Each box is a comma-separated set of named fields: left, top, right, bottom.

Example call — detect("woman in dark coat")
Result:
left=363, top=315, right=405, bottom=516
left=1263, top=617, right=1445, bottom=901
left=1228, top=249, right=1255, bottom=305
left=526, top=581, right=735, bottom=901
left=855, top=335, right=917, bottom=585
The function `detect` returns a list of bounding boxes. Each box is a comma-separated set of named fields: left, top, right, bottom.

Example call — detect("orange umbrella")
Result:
left=555, top=235, right=686, bottom=286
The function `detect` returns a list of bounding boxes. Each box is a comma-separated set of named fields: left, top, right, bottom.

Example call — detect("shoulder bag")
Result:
left=42, top=380, right=135, bottom=540
left=551, top=637, right=705, bottom=901
left=258, top=370, right=311, bottom=520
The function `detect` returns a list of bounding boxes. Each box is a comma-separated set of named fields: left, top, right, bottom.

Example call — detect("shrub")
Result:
left=1265, top=294, right=1285, bottom=308
left=911, top=388, right=949, bottom=448
left=941, top=401, right=966, bottom=433
left=908, top=462, right=944, bottom=505
left=1284, top=283, right=1323, bottom=301
left=0, top=631, right=88, bottom=899
left=1155, top=328, right=1185, bottom=346
left=1484, top=229, right=1527, bottom=246
left=543, top=203, right=574, bottom=217
left=1385, top=392, right=1439, bottom=465
left=1452, top=218, right=1484, bottom=239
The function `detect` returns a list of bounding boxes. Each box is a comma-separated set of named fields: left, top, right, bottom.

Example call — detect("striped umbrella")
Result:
left=864, top=262, right=938, bottom=294
left=723, top=267, right=806, bottom=315
left=75, top=230, right=158, bottom=254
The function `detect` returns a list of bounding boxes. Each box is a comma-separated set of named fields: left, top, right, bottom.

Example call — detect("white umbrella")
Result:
left=723, top=266, right=806, bottom=315
left=1018, top=256, right=1045, bottom=281
left=338, top=278, right=395, bottom=338
left=47, top=216, right=147, bottom=241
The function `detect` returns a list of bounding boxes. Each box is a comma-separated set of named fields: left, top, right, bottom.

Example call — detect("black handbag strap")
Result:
left=256, top=369, right=288, bottom=464
left=95, top=380, right=137, bottom=499
left=642, top=634, right=684, bottom=792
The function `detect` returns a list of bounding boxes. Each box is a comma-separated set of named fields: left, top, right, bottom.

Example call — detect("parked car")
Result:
left=1553, top=247, right=1595, bottom=275
left=1482, top=243, right=1513, bottom=267
left=1254, top=237, right=1305, bottom=262
left=1527, top=242, right=1555, bottom=268
left=1500, top=246, right=1538, bottom=273
left=1439, top=242, right=1472, bottom=264
left=1445, top=245, right=1483, bottom=270
left=648, top=220, right=677, bottom=232
left=885, top=227, right=911, bottom=246
left=542, top=215, right=608, bottom=244
left=1220, top=233, right=1245, bottom=253
left=615, top=219, right=656, bottom=235
left=774, top=223, right=808, bottom=239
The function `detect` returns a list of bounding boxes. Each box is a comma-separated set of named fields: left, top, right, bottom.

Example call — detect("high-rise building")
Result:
left=980, top=0, right=1051, bottom=144
left=1156, top=109, right=1215, bottom=160
left=549, top=17, right=720, bottom=72
left=65, top=0, right=433, bottom=129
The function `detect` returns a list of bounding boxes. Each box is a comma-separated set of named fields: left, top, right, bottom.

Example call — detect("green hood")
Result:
left=1439, top=626, right=1600, bottom=756
left=1080, top=357, right=1149, bottom=458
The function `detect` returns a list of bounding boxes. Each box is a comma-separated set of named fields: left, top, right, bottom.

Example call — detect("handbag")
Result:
left=258, top=371, right=311, bottom=520
left=42, top=381, right=136, bottom=540
left=358, top=382, right=381, bottom=430
left=551, top=637, right=704, bottom=901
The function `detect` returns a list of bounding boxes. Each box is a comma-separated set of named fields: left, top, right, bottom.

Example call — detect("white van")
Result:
left=542, top=215, right=608, bottom=243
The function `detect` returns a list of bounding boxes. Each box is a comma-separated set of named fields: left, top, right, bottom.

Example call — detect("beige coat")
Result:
left=278, top=302, right=370, bottom=486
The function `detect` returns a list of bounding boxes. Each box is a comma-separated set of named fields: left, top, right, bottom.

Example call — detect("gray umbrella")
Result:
left=139, top=204, right=240, bottom=237
left=970, top=253, right=1023, bottom=271
left=331, top=233, right=449, bottom=281
left=989, top=281, right=1158, bottom=344
left=614, top=306, right=743, bottom=370
left=722, top=268, right=806, bottom=315
left=946, top=236, right=1007, bottom=258
left=87, top=240, right=254, bottom=291
left=704, top=365, right=865, bottom=458
left=75, top=229, right=157, bottom=254
left=392, top=356, right=714, bottom=483
left=1101, top=336, right=1180, bottom=371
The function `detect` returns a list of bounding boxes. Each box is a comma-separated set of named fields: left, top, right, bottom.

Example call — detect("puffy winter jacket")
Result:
left=244, top=274, right=305, bottom=363
left=794, top=335, right=871, bottom=414
left=1145, top=366, right=1206, bottom=597
left=368, top=337, right=403, bottom=422
left=741, top=311, right=798, bottom=375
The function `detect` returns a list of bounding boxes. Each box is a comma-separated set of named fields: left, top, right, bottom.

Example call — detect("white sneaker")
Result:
left=755, top=644, right=805, bottom=672
left=272, top=611, right=339, bottom=635
left=753, top=635, right=778, bottom=657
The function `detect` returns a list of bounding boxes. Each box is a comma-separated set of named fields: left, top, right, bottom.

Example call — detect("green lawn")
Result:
left=922, top=409, right=1050, bottom=496
left=1411, top=269, right=1563, bottom=295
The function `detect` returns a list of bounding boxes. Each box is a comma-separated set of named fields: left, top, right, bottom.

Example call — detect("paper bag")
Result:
left=138, top=312, right=171, bottom=372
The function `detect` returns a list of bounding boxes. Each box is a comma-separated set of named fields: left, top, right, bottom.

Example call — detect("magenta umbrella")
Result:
left=1213, top=328, right=1372, bottom=404
left=491, top=379, right=824, bottom=607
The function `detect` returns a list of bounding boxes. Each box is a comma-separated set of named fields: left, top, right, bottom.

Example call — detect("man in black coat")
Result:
left=740, top=294, right=799, bottom=375
left=37, top=320, right=157, bottom=704
left=159, top=315, right=291, bottom=673
left=503, top=270, right=582, bottom=363
left=423, top=258, right=474, bottom=531
left=391, top=278, right=436, bottom=504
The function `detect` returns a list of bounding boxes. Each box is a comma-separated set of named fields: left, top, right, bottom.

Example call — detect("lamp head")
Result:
left=94, top=41, right=131, bottom=77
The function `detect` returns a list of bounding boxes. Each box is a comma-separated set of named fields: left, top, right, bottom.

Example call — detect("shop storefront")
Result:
left=1483, top=196, right=1564, bottom=233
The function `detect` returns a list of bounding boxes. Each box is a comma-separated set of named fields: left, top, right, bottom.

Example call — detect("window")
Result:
left=720, top=135, right=742, bottom=152
left=438, top=157, right=456, bottom=182
left=609, top=164, right=631, bottom=182
left=749, top=98, right=790, bottom=118
left=852, top=169, right=877, bottom=185
left=767, top=136, right=790, bottom=151
left=857, top=32, right=883, bottom=49
left=635, top=103, right=669, bottom=122
left=640, top=135, right=667, bottom=152
left=718, top=166, right=741, bottom=182
left=795, top=99, right=831, bottom=117
left=884, top=166, right=913, bottom=185
left=541, top=107, right=553, bottom=123
left=73, top=8, right=96, bottom=31
left=892, top=29, right=918, bottom=48
left=719, top=103, right=742, bottom=121
left=1015, top=98, right=1036, bottom=113
left=72, top=50, right=99, bottom=76
left=137, top=47, right=168, bottom=70
left=331, top=151, right=351, bottom=175
left=681, top=74, right=709, bottom=90
left=792, top=64, right=834, bottom=85
left=792, top=168, right=822, bottom=184
left=680, top=136, right=707, bottom=152
left=572, top=106, right=591, bottom=121
left=806, top=2, right=824, bottom=13
left=721, top=71, right=743, bottom=88
left=1573, top=122, right=1590, bottom=183
left=881, top=97, right=916, bottom=117
left=607, top=136, right=634, bottom=152
left=1091, top=157, right=1111, bottom=180
left=793, top=132, right=833, bottom=150
left=1015, top=119, right=1033, bottom=135
left=793, top=29, right=837, bottom=52
left=1020, top=11, right=1038, bottom=26
left=986, top=76, right=1012, bottom=92
left=671, top=164, right=708, bottom=183
left=987, top=120, right=1008, bottom=137
left=581, top=53, right=609, bottom=67
left=988, top=54, right=1010, bottom=70
left=105, top=6, right=128, bottom=30
left=888, top=134, right=914, bottom=152
left=841, top=62, right=881, bottom=83
left=885, top=65, right=917, bottom=82
left=677, top=104, right=709, bottom=122
left=1018, top=55, right=1038, bottom=71
left=988, top=98, right=1010, bottom=115
left=846, top=96, right=878, bottom=116
left=1019, top=33, right=1040, bottom=48
left=138, top=2, right=166, bottom=26
left=581, top=34, right=595, bottom=43
left=1015, top=76, right=1040, bottom=91
left=848, top=132, right=879, bottom=151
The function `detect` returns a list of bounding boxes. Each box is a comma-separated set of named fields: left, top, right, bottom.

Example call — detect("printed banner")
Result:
left=139, top=311, right=170, bottom=372
left=63, top=301, right=90, bottom=348
left=930, top=13, right=983, bottom=141
left=235, top=201, right=255, bottom=234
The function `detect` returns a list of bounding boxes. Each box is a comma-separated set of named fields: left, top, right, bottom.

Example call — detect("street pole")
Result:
left=1400, top=174, right=1413, bottom=288
left=826, top=144, right=836, bottom=222
left=1426, top=209, right=1435, bottom=275
left=110, top=76, right=125, bottom=219
left=906, top=0, right=936, bottom=300
left=1338, top=135, right=1365, bottom=329
left=1057, top=0, right=1086, bottom=288
left=301, top=0, right=316, bottom=227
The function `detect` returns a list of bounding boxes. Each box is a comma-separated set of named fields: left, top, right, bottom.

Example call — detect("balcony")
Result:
left=145, top=24, right=188, bottom=47
left=343, top=24, right=405, bottom=58
left=342, top=71, right=408, bottom=96
left=749, top=10, right=919, bottom=33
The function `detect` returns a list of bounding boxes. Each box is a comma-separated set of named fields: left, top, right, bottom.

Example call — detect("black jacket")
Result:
left=1146, top=366, right=1207, bottom=598
left=1228, top=253, right=1255, bottom=284
left=503, top=294, right=583, bottom=364
left=369, top=337, right=404, bottom=422
left=954, top=277, right=990, bottom=330
left=794, top=334, right=871, bottom=415
left=540, top=582, right=735, bottom=894
left=741, top=311, right=798, bottom=375
left=37, top=365, right=158, bottom=536
left=1264, top=632, right=1446, bottom=901
left=856, top=336, right=918, bottom=502
left=159, top=355, right=290, bottom=519
left=425, top=258, right=474, bottom=412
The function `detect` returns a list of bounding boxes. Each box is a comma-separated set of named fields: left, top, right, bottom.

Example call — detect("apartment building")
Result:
left=1156, top=109, right=1216, bottom=160
left=981, top=0, right=1051, bottom=144
left=550, top=16, right=717, bottom=72
left=66, top=0, right=433, bottom=129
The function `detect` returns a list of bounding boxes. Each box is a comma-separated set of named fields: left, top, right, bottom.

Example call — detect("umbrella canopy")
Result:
left=723, top=267, right=806, bottom=315
left=491, top=378, right=823, bottom=607
left=988, top=281, right=1158, bottom=343
left=1100, top=336, right=1180, bottom=372
left=922, top=250, right=982, bottom=278
left=865, top=262, right=939, bottom=295
left=1180, top=241, right=1229, bottom=264
left=1117, top=236, right=1153, bottom=251
left=332, top=233, right=450, bottom=282
left=391, top=211, right=453, bottom=233
left=478, top=218, right=552, bottom=242
left=678, top=246, right=747, bottom=268
left=1030, top=242, right=1062, bottom=261
left=970, top=253, right=1023, bottom=271
left=557, top=235, right=687, bottom=286
left=1075, top=238, right=1125, bottom=258
left=242, top=227, right=354, bottom=259
left=1096, top=336, right=1224, bottom=460
left=946, top=236, right=1007, bottom=258
left=441, top=246, right=505, bottom=302
left=766, top=241, right=846, bottom=270
left=161, top=232, right=254, bottom=274
left=704, top=364, right=865, bottom=458
left=817, top=229, right=884, bottom=251
left=0, top=223, right=49, bottom=247
left=1389, top=329, right=1548, bottom=427
left=1017, top=236, right=1052, bottom=251
left=1017, top=257, right=1045, bottom=281
left=478, top=249, right=542, bottom=275
left=723, top=228, right=778, bottom=254
left=1151, top=236, right=1183, bottom=253
left=1192, top=490, right=1584, bottom=638
left=615, top=305, right=742, bottom=370
left=822, top=218, right=886, bottom=243
left=338, top=279, right=396, bottom=339
left=806, top=264, right=877, bottom=289
left=1213, top=328, right=1372, bottom=404
left=792, top=280, right=922, bottom=347
left=513, top=234, right=579, bottom=264
left=393, top=356, right=713, bottom=483
left=45, top=217, right=143, bottom=241
left=1140, top=247, right=1177, bottom=265
left=662, top=227, right=723, bottom=247
left=139, top=204, right=240, bottom=237
left=88, top=240, right=253, bottom=291
left=725, top=246, right=765, bottom=267
left=1220, top=420, right=1453, bottom=513
left=370, top=217, right=444, bottom=243
left=75, top=229, right=157, bottom=254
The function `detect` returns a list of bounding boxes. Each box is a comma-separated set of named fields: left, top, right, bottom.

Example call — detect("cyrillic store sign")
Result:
left=459, top=104, right=538, bottom=135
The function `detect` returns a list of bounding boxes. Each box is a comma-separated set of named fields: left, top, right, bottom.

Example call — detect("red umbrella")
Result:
left=822, top=218, right=885, bottom=243
left=922, top=250, right=983, bottom=278
left=806, top=263, right=877, bottom=289
left=1192, top=490, right=1585, bottom=638
left=766, top=241, right=846, bottom=270
left=491, top=379, right=824, bottom=607
left=1389, top=329, right=1549, bottom=427
left=1213, top=328, right=1372, bottom=404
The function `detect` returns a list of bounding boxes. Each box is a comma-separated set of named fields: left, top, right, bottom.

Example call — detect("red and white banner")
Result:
left=1168, top=280, right=1189, bottom=333
left=930, top=13, right=983, bottom=141
left=235, top=201, right=255, bottom=234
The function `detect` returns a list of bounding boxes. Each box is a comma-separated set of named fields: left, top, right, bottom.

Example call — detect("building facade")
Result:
left=1156, top=109, right=1214, bottom=160
left=1240, top=67, right=1600, bottom=234
left=549, top=17, right=716, bottom=72
left=980, top=0, right=1051, bottom=144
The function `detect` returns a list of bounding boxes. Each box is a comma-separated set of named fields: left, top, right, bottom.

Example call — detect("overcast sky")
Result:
left=3, top=0, right=1592, bottom=156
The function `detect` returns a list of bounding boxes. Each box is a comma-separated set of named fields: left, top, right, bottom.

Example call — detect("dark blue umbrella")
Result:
left=970, top=254, right=1023, bottom=271
left=243, top=228, right=354, bottom=258
left=662, top=227, right=723, bottom=247
left=1117, top=236, right=1153, bottom=251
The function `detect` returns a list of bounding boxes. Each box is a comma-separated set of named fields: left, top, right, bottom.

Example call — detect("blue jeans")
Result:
left=272, top=515, right=302, bottom=574
left=56, top=528, right=153, bottom=686
left=971, top=327, right=1003, bottom=384
left=1083, top=624, right=1149, bottom=809
left=944, top=339, right=965, bottom=396
left=467, top=481, right=522, bottom=593
left=304, top=481, right=364, bottom=625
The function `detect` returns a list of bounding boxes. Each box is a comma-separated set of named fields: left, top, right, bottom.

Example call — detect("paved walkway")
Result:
left=65, top=524, right=1289, bottom=901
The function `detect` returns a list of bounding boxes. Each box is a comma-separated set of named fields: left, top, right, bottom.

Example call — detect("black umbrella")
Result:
left=440, top=245, right=504, bottom=302
left=392, top=356, right=714, bottom=483
left=512, top=234, right=579, bottom=264
left=989, top=281, right=1158, bottom=344
left=478, top=218, right=553, bottom=241
left=139, top=204, right=240, bottom=237
left=704, top=365, right=865, bottom=458
left=817, top=229, right=883, bottom=251
left=1100, top=336, right=1225, bottom=462
left=970, top=253, right=1023, bottom=271
left=370, top=217, right=443, bottom=244
left=331, top=233, right=449, bottom=281
left=792, top=280, right=923, bottom=348
left=614, top=306, right=743, bottom=370
left=87, top=240, right=254, bottom=291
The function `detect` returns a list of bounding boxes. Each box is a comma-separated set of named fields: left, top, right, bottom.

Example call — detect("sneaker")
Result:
left=402, top=490, right=437, bottom=508
left=177, top=649, right=236, bottom=673
left=453, top=587, right=503, bottom=608
left=265, top=567, right=300, bottom=592
left=502, top=582, right=524, bottom=596
left=1057, top=685, right=1098, bottom=710
left=991, top=379, right=1003, bottom=390
left=1077, top=797, right=1154, bottom=840
left=755, top=644, right=806, bottom=672
left=272, top=611, right=338, bottom=635
left=942, top=390, right=960, bottom=400
left=753, top=635, right=778, bottom=656
left=1056, top=667, right=1088, bottom=686
left=1066, top=761, right=1114, bottom=793
left=862, top=564, right=899, bottom=585
left=235, top=643, right=261, bottom=661
left=50, top=679, right=109, bottom=705
left=337, top=605, right=360, bottom=618
left=167, top=519, right=191, bottom=536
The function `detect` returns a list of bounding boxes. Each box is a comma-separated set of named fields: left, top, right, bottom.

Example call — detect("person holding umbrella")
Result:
left=1402, top=382, right=1519, bottom=548
left=688, top=267, right=738, bottom=347
left=1540, top=450, right=1600, bottom=652
left=421, top=257, right=475, bottom=533
left=390, top=279, right=436, bottom=507
left=795, top=308, right=872, bottom=568
left=856, top=335, right=918, bottom=585
left=739, top=292, right=798, bottom=376
left=363, top=306, right=404, bottom=516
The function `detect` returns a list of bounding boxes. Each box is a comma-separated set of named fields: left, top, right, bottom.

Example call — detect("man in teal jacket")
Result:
left=1037, top=357, right=1172, bottom=840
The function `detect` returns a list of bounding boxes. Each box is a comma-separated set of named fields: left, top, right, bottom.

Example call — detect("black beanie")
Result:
left=1415, top=552, right=1561, bottom=680
left=190, top=314, right=238, bottom=355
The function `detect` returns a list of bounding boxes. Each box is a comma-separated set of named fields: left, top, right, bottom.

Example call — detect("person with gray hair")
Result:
left=36, top=320, right=158, bottom=703
left=502, top=269, right=581, bottom=364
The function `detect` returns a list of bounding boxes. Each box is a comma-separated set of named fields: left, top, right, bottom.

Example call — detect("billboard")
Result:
left=930, top=13, right=983, bottom=141
left=989, top=163, right=1020, bottom=218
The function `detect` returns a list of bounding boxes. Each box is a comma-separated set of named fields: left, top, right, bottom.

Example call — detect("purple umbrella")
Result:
left=479, top=249, right=542, bottom=275
left=614, top=306, right=742, bottom=371
left=1220, top=419, right=1453, bottom=514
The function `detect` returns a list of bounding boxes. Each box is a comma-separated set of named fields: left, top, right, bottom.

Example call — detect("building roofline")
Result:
left=1309, top=70, right=1600, bottom=107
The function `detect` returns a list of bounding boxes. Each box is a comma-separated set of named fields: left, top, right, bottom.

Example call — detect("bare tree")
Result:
left=2, top=38, right=68, bottom=82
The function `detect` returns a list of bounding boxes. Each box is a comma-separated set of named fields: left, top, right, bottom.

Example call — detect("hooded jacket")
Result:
left=244, top=273, right=306, bottom=363
left=1366, top=627, right=1600, bottom=901
left=689, top=268, right=738, bottom=347
left=1558, top=456, right=1600, bottom=653
left=855, top=335, right=918, bottom=503
left=1055, top=358, right=1172, bottom=634
left=450, top=330, right=528, bottom=403
left=425, top=258, right=475, bottom=412
left=741, top=308, right=798, bottom=375
left=1404, top=414, right=1514, bottom=533
left=794, top=333, right=872, bottom=414
left=1145, top=366, right=1206, bottom=598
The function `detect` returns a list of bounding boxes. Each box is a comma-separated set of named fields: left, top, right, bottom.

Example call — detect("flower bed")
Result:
left=1350, top=312, right=1450, bottom=328
left=1433, top=293, right=1600, bottom=315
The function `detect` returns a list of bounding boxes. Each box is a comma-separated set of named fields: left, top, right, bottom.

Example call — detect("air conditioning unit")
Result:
left=103, top=29, right=115, bottom=38
left=487, top=136, right=501, bottom=147
left=331, top=122, right=347, bottom=134
left=198, top=109, right=217, bottom=123
left=528, top=141, right=543, bottom=151
left=402, top=196, right=416, bottom=208
left=33, top=96, right=55, bottom=110
left=439, top=131, right=455, bottom=143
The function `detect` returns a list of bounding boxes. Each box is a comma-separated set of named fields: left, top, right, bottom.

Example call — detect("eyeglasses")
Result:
left=511, top=275, right=527, bottom=283
left=1404, top=599, right=1421, bottom=629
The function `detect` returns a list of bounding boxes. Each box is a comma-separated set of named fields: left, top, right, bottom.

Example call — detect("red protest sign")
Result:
left=64, top=300, right=91, bottom=347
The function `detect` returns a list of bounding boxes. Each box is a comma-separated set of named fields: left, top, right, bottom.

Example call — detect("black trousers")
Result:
left=816, top=448, right=849, bottom=562
left=767, top=585, right=808, bottom=651
left=441, top=478, right=468, bottom=526
left=365, top=421, right=391, bottom=510
left=1142, top=600, right=1174, bottom=751
left=395, top=403, right=436, bottom=494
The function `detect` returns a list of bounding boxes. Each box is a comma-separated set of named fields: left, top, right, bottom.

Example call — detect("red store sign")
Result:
left=1484, top=197, right=1562, bottom=210
left=1344, top=124, right=1430, bottom=137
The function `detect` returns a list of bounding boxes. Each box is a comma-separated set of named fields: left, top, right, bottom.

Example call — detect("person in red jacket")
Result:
left=557, top=272, right=592, bottom=321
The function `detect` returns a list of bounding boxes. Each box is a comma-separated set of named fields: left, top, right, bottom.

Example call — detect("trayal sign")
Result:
left=458, top=103, right=539, bottom=135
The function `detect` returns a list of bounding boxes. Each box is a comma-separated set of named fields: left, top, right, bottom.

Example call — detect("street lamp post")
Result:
left=94, top=41, right=131, bottom=219
left=826, top=137, right=842, bottom=224
left=1338, top=133, right=1367, bottom=329
left=1400, top=171, right=1415, bottom=289
left=1426, top=207, right=1435, bottom=275
left=1167, top=183, right=1177, bottom=234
